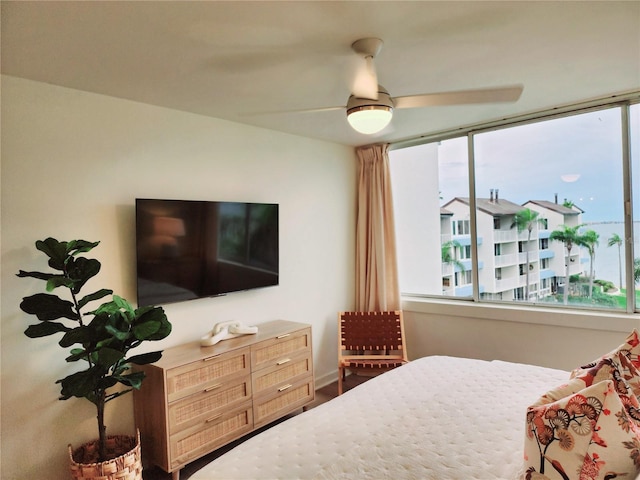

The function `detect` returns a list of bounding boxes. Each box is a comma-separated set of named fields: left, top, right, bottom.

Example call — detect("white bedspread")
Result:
left=191, top=355, right=569, bottom=480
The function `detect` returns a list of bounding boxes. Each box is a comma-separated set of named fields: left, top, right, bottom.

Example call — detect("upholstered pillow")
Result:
left=571, top=351, right=640, bottom=399
left=571, top=329, right=640, bottom=379
left=524, top=376, right=640, bottom=479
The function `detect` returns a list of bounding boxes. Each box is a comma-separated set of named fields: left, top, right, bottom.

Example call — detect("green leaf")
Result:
left=67, top=240, right=100, bottom=256
left=97, top=347, right=125, bottom=368
left=132, top=321, right=161, bottom=340
left=104, top=323, right=130, bottom=341
left=66, top=257, right=101, bottom=294
left=65, top=348, right=88, bottom=362
left=57, top=367, right=102, bottom=400
left=24, top=321, right=70, bottom=338
left=78, top=289, right=113, bottom=310
left=91, top=300, right=121, bottom=316
left=59, top=326, right=94, bottom=347
left=116, top=371, right=145, bottom=390
left=16, top=270, right=56, bottom=282
left=128, top=351, right=162, bottom=365
left=113, top=295, right=134, bottom=314
left=36, top=238, right=68, bottom=271
left=19, top=293, right=77, bottom=321
left=45, top=275, right=76, bottom=292
left=134, top=306, right=171, bottom=340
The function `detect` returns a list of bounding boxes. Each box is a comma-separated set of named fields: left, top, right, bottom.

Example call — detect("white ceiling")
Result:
left=2, top=1, right=639, bottom=147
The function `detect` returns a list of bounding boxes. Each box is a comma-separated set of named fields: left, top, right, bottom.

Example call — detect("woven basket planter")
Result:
left=68, top=430, right=142, bottom=480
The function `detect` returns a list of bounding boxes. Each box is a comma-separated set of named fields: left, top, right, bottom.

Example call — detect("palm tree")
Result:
left=579, top=229, right=599, bottom=297
left=635, top=258, right=640, bottom=285
left=607, top=233, right=623, bottom=290
left=549, top=224, right=583, bottom=305
left=511, top=208, right=544, bottom=300
left=442, top=240, right=465, bottom=269
left=441, top=240, right=465, bottom=289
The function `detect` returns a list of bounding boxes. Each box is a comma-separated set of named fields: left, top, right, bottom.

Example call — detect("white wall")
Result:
left=403, top=299, right=640, bottom=371
left=0, top=76, right=356, bottom=479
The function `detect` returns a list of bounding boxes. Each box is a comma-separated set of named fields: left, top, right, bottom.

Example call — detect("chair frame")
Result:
left=337, top=310, right=408, bottom=395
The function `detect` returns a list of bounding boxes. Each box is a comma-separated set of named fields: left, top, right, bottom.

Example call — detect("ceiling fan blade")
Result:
left=394, top=84, right=524, bottom=109
left=241, top=105, right=343, bottom=117
left=351, top=55, right=379, bottom=100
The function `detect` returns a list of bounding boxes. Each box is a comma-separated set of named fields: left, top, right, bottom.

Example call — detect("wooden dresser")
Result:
left=133, top=320, right=314, bottom=480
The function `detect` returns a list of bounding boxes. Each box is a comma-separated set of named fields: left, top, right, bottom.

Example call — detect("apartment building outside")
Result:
left=441, top=190, right=585, bottom=301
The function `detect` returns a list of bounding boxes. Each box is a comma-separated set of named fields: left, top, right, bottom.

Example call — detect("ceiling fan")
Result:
left=340, top=37, right=524, bottom=135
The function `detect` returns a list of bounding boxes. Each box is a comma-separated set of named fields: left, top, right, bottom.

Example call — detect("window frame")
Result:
left=391, top=91, right=640, bottom=316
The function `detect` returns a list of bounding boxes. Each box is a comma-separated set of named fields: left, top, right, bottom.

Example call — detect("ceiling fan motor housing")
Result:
left=346, top=86, right=394, bottom=113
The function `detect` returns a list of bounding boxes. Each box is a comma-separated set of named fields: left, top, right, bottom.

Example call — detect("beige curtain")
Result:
left=355, top=143, right=400, bottom=311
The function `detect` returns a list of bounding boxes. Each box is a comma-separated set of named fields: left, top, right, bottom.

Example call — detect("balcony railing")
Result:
left=494, top=253, right=518, bottom=267
left=494, top=276, right=520, bottom=292
left=493, top=230, right=517, bottom=243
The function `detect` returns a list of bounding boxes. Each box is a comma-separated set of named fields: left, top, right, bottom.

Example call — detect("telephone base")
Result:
left=200, top=322, right=258, bottom=347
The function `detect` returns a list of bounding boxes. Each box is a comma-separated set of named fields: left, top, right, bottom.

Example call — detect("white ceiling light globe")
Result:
left=347, top=107, right=393, bottom=134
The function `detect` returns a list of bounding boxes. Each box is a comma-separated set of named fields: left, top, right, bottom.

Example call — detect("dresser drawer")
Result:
left=170, top=401, right=253, bottom=470
left=252, top=351, right=312, bottom=398
left=253, top=377, right=314, bottom=428
left=167, top=347, right=250, bottom=403
left=169, top=375, right=252, bottom=434
left=251, top=327, right=311, bottom=371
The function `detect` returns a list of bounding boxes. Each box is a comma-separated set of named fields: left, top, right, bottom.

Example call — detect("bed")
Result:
left=190, top=355, right=570, bottom=480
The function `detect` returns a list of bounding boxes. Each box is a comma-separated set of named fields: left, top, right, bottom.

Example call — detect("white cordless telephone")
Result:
left=200, top=321, right=258, bottom=347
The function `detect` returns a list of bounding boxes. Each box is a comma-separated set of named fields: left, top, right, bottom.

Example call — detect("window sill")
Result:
left=401, top=296, right=640, bottom=333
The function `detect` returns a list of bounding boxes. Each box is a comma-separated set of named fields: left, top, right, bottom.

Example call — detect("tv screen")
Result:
left=135, top=199, right=278, bottom=306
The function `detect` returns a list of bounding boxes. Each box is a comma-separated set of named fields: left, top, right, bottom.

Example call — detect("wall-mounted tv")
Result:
left=135, top=199, right=278, bottom=306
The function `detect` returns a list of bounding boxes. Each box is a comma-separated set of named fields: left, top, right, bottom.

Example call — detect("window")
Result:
left=632, top=104, right=640, bottom=302
left=390, top=97, right=638, bottom=312
left=455, top=270, right=472, bottom=287
left=391, top=137, right=471, bottom=298
left=453, top=220, right=470, bottom=235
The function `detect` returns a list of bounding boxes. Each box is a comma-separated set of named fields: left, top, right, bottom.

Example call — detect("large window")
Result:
left=390, top=98, right=638, bottom=312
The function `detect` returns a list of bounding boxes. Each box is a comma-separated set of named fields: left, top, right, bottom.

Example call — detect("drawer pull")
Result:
left=278, top=384, right=293, bottom=392
left=276, top=358, right=291, bottom=366
left=204, top=383, right=223, bottom=392
left=276, top=333, right=291, bottom=339
left=205, top=413, right=223, bottom=423
left=203, top=354, right=220, bottom=362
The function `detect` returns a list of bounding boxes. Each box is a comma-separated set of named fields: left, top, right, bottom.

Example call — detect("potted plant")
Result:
left=17, top=237, right=172, bottom=479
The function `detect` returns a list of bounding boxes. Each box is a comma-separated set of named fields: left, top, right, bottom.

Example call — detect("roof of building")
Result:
left=443, top=197, right=524, bottom=216
left=440, top=207, right=454, bottom=216
left=525, top=199, right=583, bottom=215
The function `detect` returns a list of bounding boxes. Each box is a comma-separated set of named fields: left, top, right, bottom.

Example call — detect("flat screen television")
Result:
left=135, top=199, right=278, bottom=306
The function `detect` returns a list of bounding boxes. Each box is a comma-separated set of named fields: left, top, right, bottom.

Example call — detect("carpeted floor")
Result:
left=143, top=375, right=369, bottom=480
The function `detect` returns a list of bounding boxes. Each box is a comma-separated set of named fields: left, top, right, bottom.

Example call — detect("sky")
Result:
left=436, top=104, right=639, bottom=223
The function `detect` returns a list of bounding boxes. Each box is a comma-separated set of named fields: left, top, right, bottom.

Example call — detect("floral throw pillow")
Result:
left=524, top=371, right=640, bottom=479
left=571, top=329, right=640, bottom=379
left=570, top=351, right=640, bottom=400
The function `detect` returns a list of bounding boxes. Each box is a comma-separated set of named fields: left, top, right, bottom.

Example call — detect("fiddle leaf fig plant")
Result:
left=17, top=237, right=172, bottom=462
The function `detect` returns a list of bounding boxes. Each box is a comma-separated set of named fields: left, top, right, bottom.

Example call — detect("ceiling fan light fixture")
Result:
left=347, top=106, right=393, bottom=134
left=346, top=85, right=394, bottom=134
